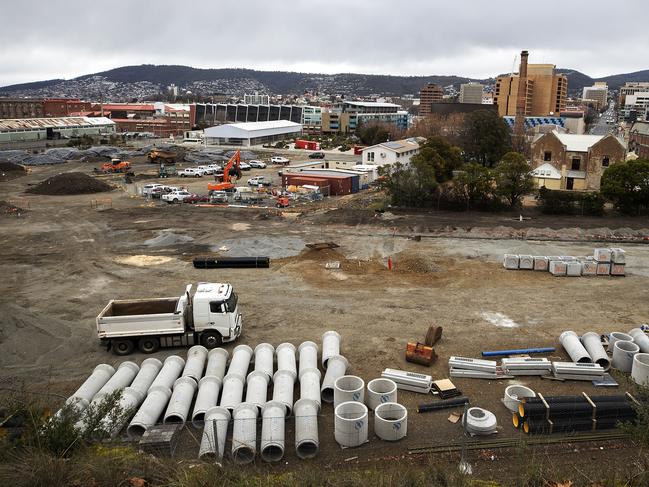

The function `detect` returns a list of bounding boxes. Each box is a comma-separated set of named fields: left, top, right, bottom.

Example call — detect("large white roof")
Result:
left=553, top=132, right=604, bottom=152
left=344, top=101, right=401, bottom=108
left=204, top=120, right=302, bottom=139
left=0, top=116, right=114, bottom=132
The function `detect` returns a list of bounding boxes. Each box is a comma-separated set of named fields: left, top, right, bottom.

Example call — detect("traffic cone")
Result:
left=387, top=256, right=393, bottom=270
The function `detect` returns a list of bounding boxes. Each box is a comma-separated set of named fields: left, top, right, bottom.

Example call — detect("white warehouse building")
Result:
left=204, top=120, right=302, bottom=146
left=361, top=137, right=424, bottom=167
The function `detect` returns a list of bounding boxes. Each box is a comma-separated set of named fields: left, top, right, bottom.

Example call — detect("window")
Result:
left=224, top=292, right=238, bottom=312
left=602, top=156, right=610, bottom=167
left=571, top=158, right=581, bottom=170
left=367, top=152, right=375, bottom=162
left=544, top=151, right=552, bottom=161
left=209, top=301, right=224, bottom=313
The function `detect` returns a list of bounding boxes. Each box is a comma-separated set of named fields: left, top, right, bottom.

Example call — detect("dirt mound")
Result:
left=0, top=200, right=25, bottom=216
left=26, top=172, right=113, bottom=195
left=0, top=161, right=26, bottom=172
left=392, top=252, right=442, bottom=273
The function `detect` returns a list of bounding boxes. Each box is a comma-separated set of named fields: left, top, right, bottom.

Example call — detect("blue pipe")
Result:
left=481, top=347, right=555, bottom=357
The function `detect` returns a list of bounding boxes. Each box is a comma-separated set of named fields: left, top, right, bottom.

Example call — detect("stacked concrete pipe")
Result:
left=299, top=368, right=322, bottom=410
left=276, top=342, right=297, bottom=381
left=219, top=373, right=245, bottom=411
left=205, top=348, right=229, bottom=380
left=294, top=398, right=319, bottom=459
left=334, top=400, right=368, bottom=447
left=254, top=343, right=274, bottom=381
left=629, top=329, right=649, bottom=353
left=260, top=400, right=286, bottom=462
left=612, top=340, right=640, bottom=373
left=322, top=331, right=341, bottom=368
left=149, top=355, right=185, bottom=390
left=164, top=376, right=198, bottom=424
left=192, top=376, right=223, bottom=427
left=182, top=345, right=208, bottom=383
left=127, top=385, right=172, bottom=438
left=321, top=355, right=349, bottom=404
left=298, top=341, right=318, bottom=377
left=245, top=370, right=269, bottom=411
left=272, top=369, right=296, bottom=415
left=581, top=332, right=611, bottom=371
left=559, top=331, right=592, bottom=363
left=228, top=345, right=253, bottom=377
left=333, top=375, right=365, bottom=408
left=198, top=406, right=230, bottom=463
left=366, top=378, right=398, bottom=411
left=57, top=364, right=115, bottom=418
left=609, top=332, right=634, bottom=353
left=231, top=402, right=258, bottom=464
left=129, top=358, right=163, bottom=395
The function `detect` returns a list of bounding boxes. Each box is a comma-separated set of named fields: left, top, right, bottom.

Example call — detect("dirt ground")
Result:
left=1, top=159, right=649, bottom=482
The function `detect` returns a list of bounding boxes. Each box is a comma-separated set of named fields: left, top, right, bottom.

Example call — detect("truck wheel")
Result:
left=200, top=331, right=223, bottom=349
left=112, top=339, right=134, bottom=356
left=138, top=337, right=160, bottom=354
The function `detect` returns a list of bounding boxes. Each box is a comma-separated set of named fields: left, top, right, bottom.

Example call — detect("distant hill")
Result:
left=1, top=78, right=65, bottom=92
left=557, top=68, right=649, bottom=92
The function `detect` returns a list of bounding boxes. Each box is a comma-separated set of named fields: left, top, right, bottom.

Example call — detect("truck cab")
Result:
left=191, top=283, right=241, bottom=348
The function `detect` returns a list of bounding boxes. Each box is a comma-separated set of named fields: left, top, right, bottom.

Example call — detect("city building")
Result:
left=459, top=83, right=484, bottom=104
left=0, top=98, right=93, bottom=119
left=203, top=120, right=302, bottom=146
left=619, top=82, right=649, bottom=105
left=87, top=103, right=191, bottom=137
left=502, top=112, right=585, bottom=134
left=494, top=51, right=567, bottom=117
left=581, top=82, right=608, bottom=110
left=243, top=92, right=270, bottom=105
left=629, top=122, right=649, bottom=159
left=191, top=103, right=305, bottom=128
left=321, top=101, right=408, bottom=134
left=620, top=92, right=649, bottom=122
left=530, top=131, right=625, bottom=190
left=419, top=84, right=444, bottom=117
left=361, top=137, right=424, bottom=167
left=0, top=117, right=115, bottom=143
left=282, top=171, right=359, bottom=195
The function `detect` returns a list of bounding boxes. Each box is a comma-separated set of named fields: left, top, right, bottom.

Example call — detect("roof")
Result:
left=344, top=101, right=402, bottom=108
left=553, top=132, right=604, bottom=152
left=204, top=120, right=302, bottom=139
left=531, top=163, right=561, bottom=179
left=363, top=137, right=423, bottom=154
left=0, top=116, right=115, bottom=132
left=100, top=104, right=155, bottom=111
left=631, top=122, right=649, bottom=136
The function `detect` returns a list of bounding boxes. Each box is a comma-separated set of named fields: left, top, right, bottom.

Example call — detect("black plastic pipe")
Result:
left=193, top=257, right=270, bottom=269
left=524, top=418, right=594, bottom=434
left=417, top=397, right=469, bottom=413
left=522, top=395, right=626, bottom=405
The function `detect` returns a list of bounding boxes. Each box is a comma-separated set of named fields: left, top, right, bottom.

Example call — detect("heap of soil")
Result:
left=0, top=161, right=27, bottom=181
left=26, top=172, right=112, bottom=195
left=0, top=200, right=24, bottom=215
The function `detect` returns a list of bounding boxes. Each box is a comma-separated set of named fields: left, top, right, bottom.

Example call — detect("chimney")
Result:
left=519, top=50, right=529, bottom=78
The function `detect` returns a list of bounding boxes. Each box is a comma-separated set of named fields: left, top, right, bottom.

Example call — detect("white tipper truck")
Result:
left=96, top=283, right=242, bottom=355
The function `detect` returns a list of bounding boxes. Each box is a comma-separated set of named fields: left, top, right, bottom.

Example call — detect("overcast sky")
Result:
left=1, top=0, right=647, bottom=86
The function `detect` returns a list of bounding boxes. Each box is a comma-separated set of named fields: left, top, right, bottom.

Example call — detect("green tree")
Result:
left=378, top=162, right=438, bottom=207
left=493, top=152, right=534, bottom=208
left=600, top=158, right=649, bottom=215
left=410, top=136, right=462, bottom=183
left=455, top=163, right=494, bottom=208
left=460, top=110, right=511, bottom=167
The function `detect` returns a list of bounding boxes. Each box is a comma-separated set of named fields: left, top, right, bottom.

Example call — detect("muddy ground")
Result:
left=1, top=160, right=649, bottom=482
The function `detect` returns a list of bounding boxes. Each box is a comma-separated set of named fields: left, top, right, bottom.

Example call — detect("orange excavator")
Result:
left=207, top=150, right=242, bottom=192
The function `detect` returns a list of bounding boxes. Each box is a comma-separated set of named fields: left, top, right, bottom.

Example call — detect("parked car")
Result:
left=142, top=183, right=164, bottom=197
left=209, top=190, right=229, bottom=203
left=179, top=168, right=205, bottom=177
left=197, top=165, right=215, bottom=175
left=184, top=194, right=210, bottom=204
left=207, top=164, right=222, bottom=173
left=271, top=156, right=290, bottom=165
left=309, top=152, right=325, bottom=159
left=239, top=162, right=251, bottom=171
left=162, top=190, right=194, bottom=203
left=248, top=160, right=267, bottom=169
left=247, top=176, right=272, bottom=187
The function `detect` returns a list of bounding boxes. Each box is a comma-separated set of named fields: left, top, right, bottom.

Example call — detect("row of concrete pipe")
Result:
left=58, top=330, right=345, bottom=464
left=560, top=329, right=649, bottom=382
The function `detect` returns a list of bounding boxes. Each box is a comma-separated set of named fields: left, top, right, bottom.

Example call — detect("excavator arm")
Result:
left=222, top=150, right=242, bottom=183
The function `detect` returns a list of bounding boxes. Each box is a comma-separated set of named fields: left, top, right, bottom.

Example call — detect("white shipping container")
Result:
left=549, top=260, right=567, bottom=276
left=596, top=263, right=611, bottom=275
left=533, top=256, right=548, bottom=271
left=610, top=263, right=625, bottom=276
left=566, top=261, right=582, bottom=277
left=594, top=248, right=612, bottom=263
left=503, top=254, right=519, bottom=270
left=610, top=248, right=626, bottom=264
left=519, top=255, right=534, bottom=270
left=581, top=260, right=597, bottom=276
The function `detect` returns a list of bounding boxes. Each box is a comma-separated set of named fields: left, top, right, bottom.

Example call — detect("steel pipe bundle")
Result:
left=333, top=375, right=365, bottom=408
left=129, top=358, right=163, bottom=395
left=276, top=342, right=297, bottom=380
left=612, top=340, right=639, bottom=373
left=322, top=330, right=341, bottom=368
left=632, top=353, right=649, bottom=386
left=193, top=256, right=270, bottom=269
left=374, top=402, right=407, bottom=441
left=260, top=401, right=286, bottom=463
left=198, top=406, right=230, bottom=462
left=231, top=403, right=258, bottom=464
left=559, top=331, right=592, bottom=363
left=334, top=401, right=368, bottom=447
left=581, top=332, right=611, bottom=370
left=272, top=369, right=296, bottom=415
left=609, top=332, right=634, bottom=353
left=417, top=397, right=469, bottom=413
left=294, top=398, right=319, bottom=459
left=299, top=367, right=321, bottom=410
left=219, top=373, right=245, bottom=411
left=164, top=376, right=198, bottom=424
left=298, top=341, right=319, bottom=376
left=245, top=370, right=269, bottom=410
left=149, top=355, right=185, bottom=391
left=227, top=344, right=253, bottom=378
left=321, top=355, right=349, bottom=403
left=253, top=343, right=274, bottom=381
left=192, top=376, right=223, bottom=427
left=182, top=345, right=208, bottom=383
left=366, top=378, right=398, bottom=411
left=127, top=385, right=172, bottom=438
left=205, top=348, right=229, bottom=381
left=629, top=329, right=649, bottom=353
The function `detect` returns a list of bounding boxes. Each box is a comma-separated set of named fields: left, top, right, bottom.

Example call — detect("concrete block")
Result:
left=519, top=255, right=534, bottom=270
left=594, top=248, right=611, bottom=263
left=596, top=262, right=611, bottom=275
left=560, top=256, right=577, bottom=261
left=503, top=254, right=519, bottom=270
left=139, top=423, right=182, bottom=456
left=549, top=260, right=567, bottom=276
left=566, top=261, right=582, bottom=277
left=610, top=263, right=625, bottom=276
left=611, top=248, right=626, bottom=264
left=581, top=260, right=597, bottom=276
left=533, top=256, right=548, bottom=271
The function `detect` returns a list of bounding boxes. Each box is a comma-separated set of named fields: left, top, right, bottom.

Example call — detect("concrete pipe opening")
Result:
left=296, top=440, right=319, bottom=459
left=334, top=400, right=368, bottom=448
left=503, top=385, right=536, bottom=413
left=367, top=378, right=397, bottom=410
left=612, top=340, right=640, bottom=373
left=127, top=424, right=147, bottom=438
left=233, top=446, right=255, bottom=465
left=632, top=353, right=649, bottom=386
left=334, top=375, right=365, bottom=407
left=261, top=444, right=284, bottom=463
left=374, top=402, right=407, bottom=441
left=609, top=332, right=634, bottom=352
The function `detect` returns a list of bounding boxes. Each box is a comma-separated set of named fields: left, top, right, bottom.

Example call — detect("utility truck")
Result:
left=96, top=283, right=242, bottom=355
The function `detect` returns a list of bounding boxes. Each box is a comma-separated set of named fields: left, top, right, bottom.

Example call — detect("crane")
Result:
left=207, top=150, right=242, bottom=192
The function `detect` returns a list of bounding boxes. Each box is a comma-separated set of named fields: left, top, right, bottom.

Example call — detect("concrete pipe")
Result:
left=254, top=343, right=274, bottom=382
left=198, top=406, right=230, bottom=463
left=334, top=375, right=365, bottom=408
left=219, top=373, right=245, bottom=411
left=374, top=402, right=408, bottom=441
left=103, top=386, right=145, bottom=438
left=629, top=329, right=649, bottom=353
left=298, top=341, right=318, bottom=377
left=231, top=402, right=258, bottom=465
left=276, top=342, right=297, bottom=381
left=612, top=340, right=640, bottom=373
left=191, top=376, right=223, bottom=427
left=559, top=331, right=592, bottom=363
left=322, top=330, right=341, bottom=368
left=581, top=332, right=611, bottom=371
left=227, top=344, right=253, bottom=378
left=299, top=367, right=322, bottom=410
left=149, top=355, right=185, bottom=391
left=260, top=400, right=286, bottom=463
left=164, top=376, right=198, bottom=424
left=92, top=361, right=140, bottom=403
left=321, top=355, right=349, bottom=404
left=62, top=396, right=90, bottom=416
left=69, top=364, right=115, bottom=404
left=272, top=369, right=296, bottom=416
left=245, top=370, right=270, bottom=411
left=334, top=400, right=368, bottom=448
left=182, top=345, right=208, bottom=383
left=609, top=332, right=634, bottom=353
left=294, top=398, right=319, bottom=459
left=129, top=357, right=163, bottom=396
left=631, top=353, right=649, bottom=386
left=205, top=348, right=229, bottom=381
left=127, top=385, right=172, bottom=439
left=503, top=385, right=536, bottom=413
left=366, top=378, right=398, bottom=411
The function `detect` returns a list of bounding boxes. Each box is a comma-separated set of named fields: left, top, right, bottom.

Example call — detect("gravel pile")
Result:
left=26, top=172, right=113, bottom=195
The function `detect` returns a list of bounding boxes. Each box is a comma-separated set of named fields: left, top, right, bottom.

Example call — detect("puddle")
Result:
left=212, top=236, right=305, bottom=258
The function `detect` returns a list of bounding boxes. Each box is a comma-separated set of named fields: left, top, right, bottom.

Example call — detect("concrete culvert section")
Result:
left=334, top=400, right=368, bottom=447
left=374, top=402, right=408, bottom=441
left=231, top=403, right=258, bottom=465
left=503, top=385, right=536, bottom=413
left=367, top=378, right=397, bottom=410
left=294, top=398, right=319, bottom=459
left=333, top=375, right=364, bottom=408
left=321, top=355, right=348, bottom=403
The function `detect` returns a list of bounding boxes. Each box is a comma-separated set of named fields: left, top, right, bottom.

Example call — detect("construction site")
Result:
left=2, top=151, right=649, bottom=486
